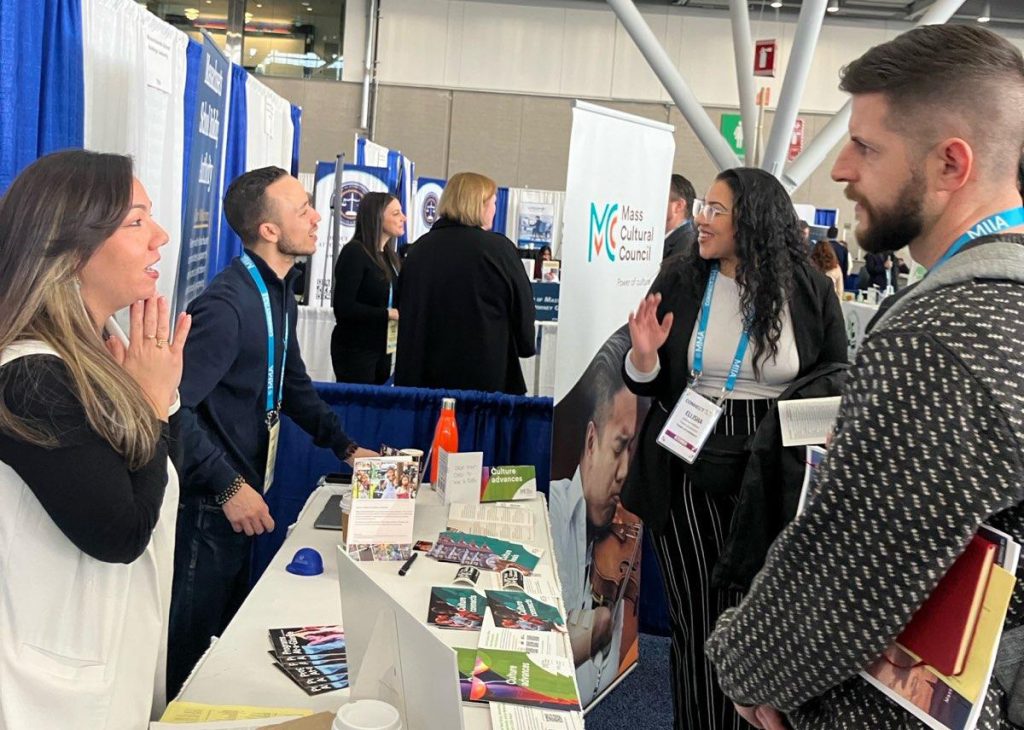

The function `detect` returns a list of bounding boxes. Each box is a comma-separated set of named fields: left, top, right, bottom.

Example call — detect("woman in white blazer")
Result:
left=0, top=150, right=192, bottom=729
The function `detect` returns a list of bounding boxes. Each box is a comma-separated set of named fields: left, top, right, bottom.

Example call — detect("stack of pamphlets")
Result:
left=267, top=626, right=348, bottom=695
left=427, top=531, right=542, bottom=574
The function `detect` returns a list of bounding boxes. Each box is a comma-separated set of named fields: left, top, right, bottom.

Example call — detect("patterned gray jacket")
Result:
left=706, top=235, right=1024, bottom=729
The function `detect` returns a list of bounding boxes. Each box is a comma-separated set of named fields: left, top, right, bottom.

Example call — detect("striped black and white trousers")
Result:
left=651, top=397, right=773, bottom=730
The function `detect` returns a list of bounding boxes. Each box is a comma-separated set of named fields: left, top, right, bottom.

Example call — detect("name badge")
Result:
left=656, top=387, right=723, bottom=464
left=264, top=411, right=281, bottom=493
left=386, top=320, right=399, bottom=355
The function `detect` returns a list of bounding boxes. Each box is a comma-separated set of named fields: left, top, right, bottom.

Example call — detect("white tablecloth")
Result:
left=296, top=305, right=336, bottom=383
left=841, top=300, right=880, bottom=359
left=176, top=488, right=567, bottom=729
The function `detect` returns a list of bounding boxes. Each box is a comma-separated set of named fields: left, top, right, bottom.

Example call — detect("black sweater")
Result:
left=176, top=251, right=355, bottom=497
left=0, top=356, right=169, bottom=563
left=331, top=240, right=394, bottom=356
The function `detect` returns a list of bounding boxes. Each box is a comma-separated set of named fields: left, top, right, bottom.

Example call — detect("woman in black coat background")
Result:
left=331, top=192, right=405, bottom=384
left=394, top=172, right=536, bottom=394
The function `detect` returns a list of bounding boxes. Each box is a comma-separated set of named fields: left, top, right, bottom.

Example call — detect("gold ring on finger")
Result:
left=156, top=339, right=168, bottom=348
left=145, top=335, right=157, bottom=340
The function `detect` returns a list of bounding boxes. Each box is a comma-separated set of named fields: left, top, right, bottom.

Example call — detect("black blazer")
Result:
left=331, top=240, right=394, bottom=358
left=621, top=258, right=848, bottom=531
left=394, top=218, right=537, bottom=394
left=663, top=221, right=697, bottom=260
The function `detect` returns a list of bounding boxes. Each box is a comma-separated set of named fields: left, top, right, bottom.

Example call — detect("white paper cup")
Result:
left=332, top=700, right=401, bottom=730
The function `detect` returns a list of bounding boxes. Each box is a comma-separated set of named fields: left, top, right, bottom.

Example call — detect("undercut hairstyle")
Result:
left=669, top=173, right=696, bottom=221
left=840, top=25, right=1024, bottom=182
left=437, top=172, right=497, bottom=228
left=224, top=166, right=289, bottom=246
left=680, top=167, right=806, bottom=379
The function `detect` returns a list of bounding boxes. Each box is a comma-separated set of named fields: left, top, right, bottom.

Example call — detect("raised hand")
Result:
left=627, top=292, right=673, bottom=373
left=107, top=296, right=192, bottom=421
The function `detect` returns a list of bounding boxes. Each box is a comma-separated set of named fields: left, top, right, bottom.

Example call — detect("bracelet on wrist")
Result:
left=216, top=474, right=246, bottom=506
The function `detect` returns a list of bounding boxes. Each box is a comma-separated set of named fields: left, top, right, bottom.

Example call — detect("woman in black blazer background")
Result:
left=623, top=168, right=847, bottom=730
left=331, top=192, right=405, bottom=384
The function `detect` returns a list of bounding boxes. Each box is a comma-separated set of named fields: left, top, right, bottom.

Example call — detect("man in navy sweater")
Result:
left=168, top=167, right=375, bottom=696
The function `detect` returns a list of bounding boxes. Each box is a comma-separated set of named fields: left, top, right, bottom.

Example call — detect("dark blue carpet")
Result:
left=585, top=633, right=674, bottom=729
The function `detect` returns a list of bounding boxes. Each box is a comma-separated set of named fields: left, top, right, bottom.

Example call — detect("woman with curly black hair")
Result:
left=621, top=167, right=847, bottom=730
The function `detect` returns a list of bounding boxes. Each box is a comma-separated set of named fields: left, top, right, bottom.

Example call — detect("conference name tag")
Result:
left=264, top=413, right=281, bottom=494
left=386, top=320, right=398, bottom=355
left=656, top=387, right=723, bottom=464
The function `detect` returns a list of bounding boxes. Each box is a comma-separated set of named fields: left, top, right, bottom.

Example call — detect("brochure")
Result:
left=478, top=627, right=565, bottom=656
left=437, top=450, right=484, bottom=504
left=777, top=396, right=842, bottom=447
left=489, top=703, right=584, bottom=730
left=346, top=498, right=415, bottom=561
left=481, top=466, right=538, bottom=503
left=351, top=455, right=419, bottom=499
left=267, top=627, right=348, bottom=695
left=468, top=648, right=581, bottom=712
left=448, top=502, right=536, bottom=543
left=427, top=587, right=486, bottom=631
left=427, top=531, right=543, bottom=574
left=484, top=590, right=565, bottom=632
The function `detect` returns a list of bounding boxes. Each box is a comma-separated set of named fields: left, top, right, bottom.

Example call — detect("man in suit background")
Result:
left=663, top=173, right=697, bottom=260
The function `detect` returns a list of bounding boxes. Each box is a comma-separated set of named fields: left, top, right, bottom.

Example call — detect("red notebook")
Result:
left=896, top=534, right=997, bottom=676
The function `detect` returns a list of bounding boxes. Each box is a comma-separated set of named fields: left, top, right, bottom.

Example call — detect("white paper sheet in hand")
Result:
left=778, top=396, right=842, bottom=447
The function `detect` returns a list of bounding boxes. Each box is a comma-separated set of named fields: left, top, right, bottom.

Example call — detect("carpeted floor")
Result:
left=584, top=633, right=674, bottom=729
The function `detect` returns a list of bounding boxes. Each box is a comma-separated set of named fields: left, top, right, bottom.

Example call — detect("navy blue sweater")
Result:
left=175, top=251, right=355, bottom=497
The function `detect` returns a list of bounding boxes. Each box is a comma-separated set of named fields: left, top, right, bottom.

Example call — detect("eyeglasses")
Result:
left=692, top=199, right=731, bottom=222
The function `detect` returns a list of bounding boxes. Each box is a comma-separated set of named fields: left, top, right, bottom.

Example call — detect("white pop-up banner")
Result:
left=548, top=101, right=674, bottom=708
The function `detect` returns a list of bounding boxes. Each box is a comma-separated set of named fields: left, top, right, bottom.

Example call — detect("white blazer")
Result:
left=0, top=341, right=179, bottom=729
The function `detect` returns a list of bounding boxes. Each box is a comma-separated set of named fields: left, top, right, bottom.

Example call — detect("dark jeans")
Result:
left=167, top=494, right=253, bottom=698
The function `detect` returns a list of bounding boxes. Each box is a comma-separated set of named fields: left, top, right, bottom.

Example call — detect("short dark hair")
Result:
left=827, top=225, right=839, bottom=239
left=669, top=173, right=696, bottom=220
left=840, top=25, right=1024, bottom=180
left=582, top=327, right=632, bottom=434
left=223, top=166, right=289, bottom=246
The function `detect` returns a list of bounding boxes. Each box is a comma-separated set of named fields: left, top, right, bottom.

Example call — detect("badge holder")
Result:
left=656, top=374, right=725, bottom=464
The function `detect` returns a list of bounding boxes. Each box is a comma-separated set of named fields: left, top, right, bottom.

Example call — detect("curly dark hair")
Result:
left=809, top=239, right=839, bottom=274
left=678, top=167, right=806, bottom=378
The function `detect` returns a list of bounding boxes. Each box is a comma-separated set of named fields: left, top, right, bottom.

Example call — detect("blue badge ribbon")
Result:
left=931, top=206, right=1024, bottom=274
left=240, top=252, right=288, bottom=417
left=691, top=263, right=751, bottom=396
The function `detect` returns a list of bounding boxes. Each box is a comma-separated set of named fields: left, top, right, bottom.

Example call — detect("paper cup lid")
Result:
left=333, top=700, right=401, bottom=730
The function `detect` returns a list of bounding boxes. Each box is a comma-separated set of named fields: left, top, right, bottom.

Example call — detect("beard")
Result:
left=278, top=229, right=316, bottom=257
left=850, top=170, right=925, bottom=255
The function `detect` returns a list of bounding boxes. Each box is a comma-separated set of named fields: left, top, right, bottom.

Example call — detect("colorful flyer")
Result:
left=427, top=587, right=486, bottom=631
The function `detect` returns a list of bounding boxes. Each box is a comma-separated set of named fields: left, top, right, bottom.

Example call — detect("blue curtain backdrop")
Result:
left=208, top=63, right=248, bottom=282
left=254, top=383, right=553, bottom=576
left=0, top=0, right=84, bottom=193
left=179, top=38, right=202, bottom=234
left=493, top=186, right=510, bottom=237
left=289, top=104, right=301, bottom=177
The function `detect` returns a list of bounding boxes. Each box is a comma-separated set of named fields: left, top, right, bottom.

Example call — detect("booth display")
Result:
left=841, top=299, right=880, bottom=359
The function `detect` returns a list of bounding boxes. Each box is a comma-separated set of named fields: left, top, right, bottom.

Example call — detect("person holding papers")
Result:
left=622, top=167, right=845, bottom=730
left=168, top=167, right=375, bottom=698
left=705, top=25, right=1024, bottom=730
left=0, top=151, right=190, bottom=728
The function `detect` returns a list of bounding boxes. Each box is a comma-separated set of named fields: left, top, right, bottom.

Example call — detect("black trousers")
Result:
left=167, top=495, right=253, bottom=698
left=332, top=347, right=391, bottom=385
left=651, top=397, right=772, bottom=730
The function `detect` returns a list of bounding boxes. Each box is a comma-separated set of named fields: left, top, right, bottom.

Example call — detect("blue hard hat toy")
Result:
left=286, top=547, right=324, bottom=576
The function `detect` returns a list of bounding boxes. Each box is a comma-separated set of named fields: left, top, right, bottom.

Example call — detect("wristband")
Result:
left=216, top=474, right=246, bottom=505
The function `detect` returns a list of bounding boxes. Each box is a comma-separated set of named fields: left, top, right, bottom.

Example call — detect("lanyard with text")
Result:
left=931, top=206, right=1024, bottom=274
left=658, top=263, right=752, bottom=464
left=691, top=264, right=752, bottom=402
left=241, top=252, right=289, bottom=492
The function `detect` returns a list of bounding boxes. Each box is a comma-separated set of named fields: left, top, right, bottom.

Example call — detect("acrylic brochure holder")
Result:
left=336, top=548, right=465, bottom=730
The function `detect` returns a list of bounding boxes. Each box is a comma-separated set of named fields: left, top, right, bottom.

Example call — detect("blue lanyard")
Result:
left=692, top=264, right=751, bottom=395
left=240, top=253, right=288, bottom=415
left=932, top=206, right=1024, bottom=273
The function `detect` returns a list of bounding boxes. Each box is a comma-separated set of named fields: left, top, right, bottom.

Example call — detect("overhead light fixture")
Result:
left=978, top=1, right=991, bottom=22
left=770, top=1, right=783, bottom=8
left=827, top=0, right=840, bottom=12
left=184, top=7, right=199, bottom=20
left=244, top=11, right=252, bottom=22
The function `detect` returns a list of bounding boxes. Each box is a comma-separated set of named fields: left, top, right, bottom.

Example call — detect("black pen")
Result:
left=398, top=552, right=418, bottom=576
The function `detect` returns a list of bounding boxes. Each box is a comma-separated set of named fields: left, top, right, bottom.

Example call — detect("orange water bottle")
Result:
left=430, top=397, right=459, bottom=484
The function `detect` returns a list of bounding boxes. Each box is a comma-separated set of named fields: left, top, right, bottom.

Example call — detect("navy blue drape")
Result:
left=493, top=186, right=510, bottom=236
left=0, top=0, right=83, bottom=193
left=254, top=383, right=553, bottom=576
left=180, top=38, right=202, bottom=235
left=289, top=104, right=301, bottom=177
left=208, top=64, right=248, bottom=282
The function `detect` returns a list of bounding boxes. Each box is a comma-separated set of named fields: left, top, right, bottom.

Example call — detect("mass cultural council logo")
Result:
left=588, top=202, right=656, bottom=263
left=421, top=191, right=439, bottom=230
left=338, top=182, right=369, bottom=226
